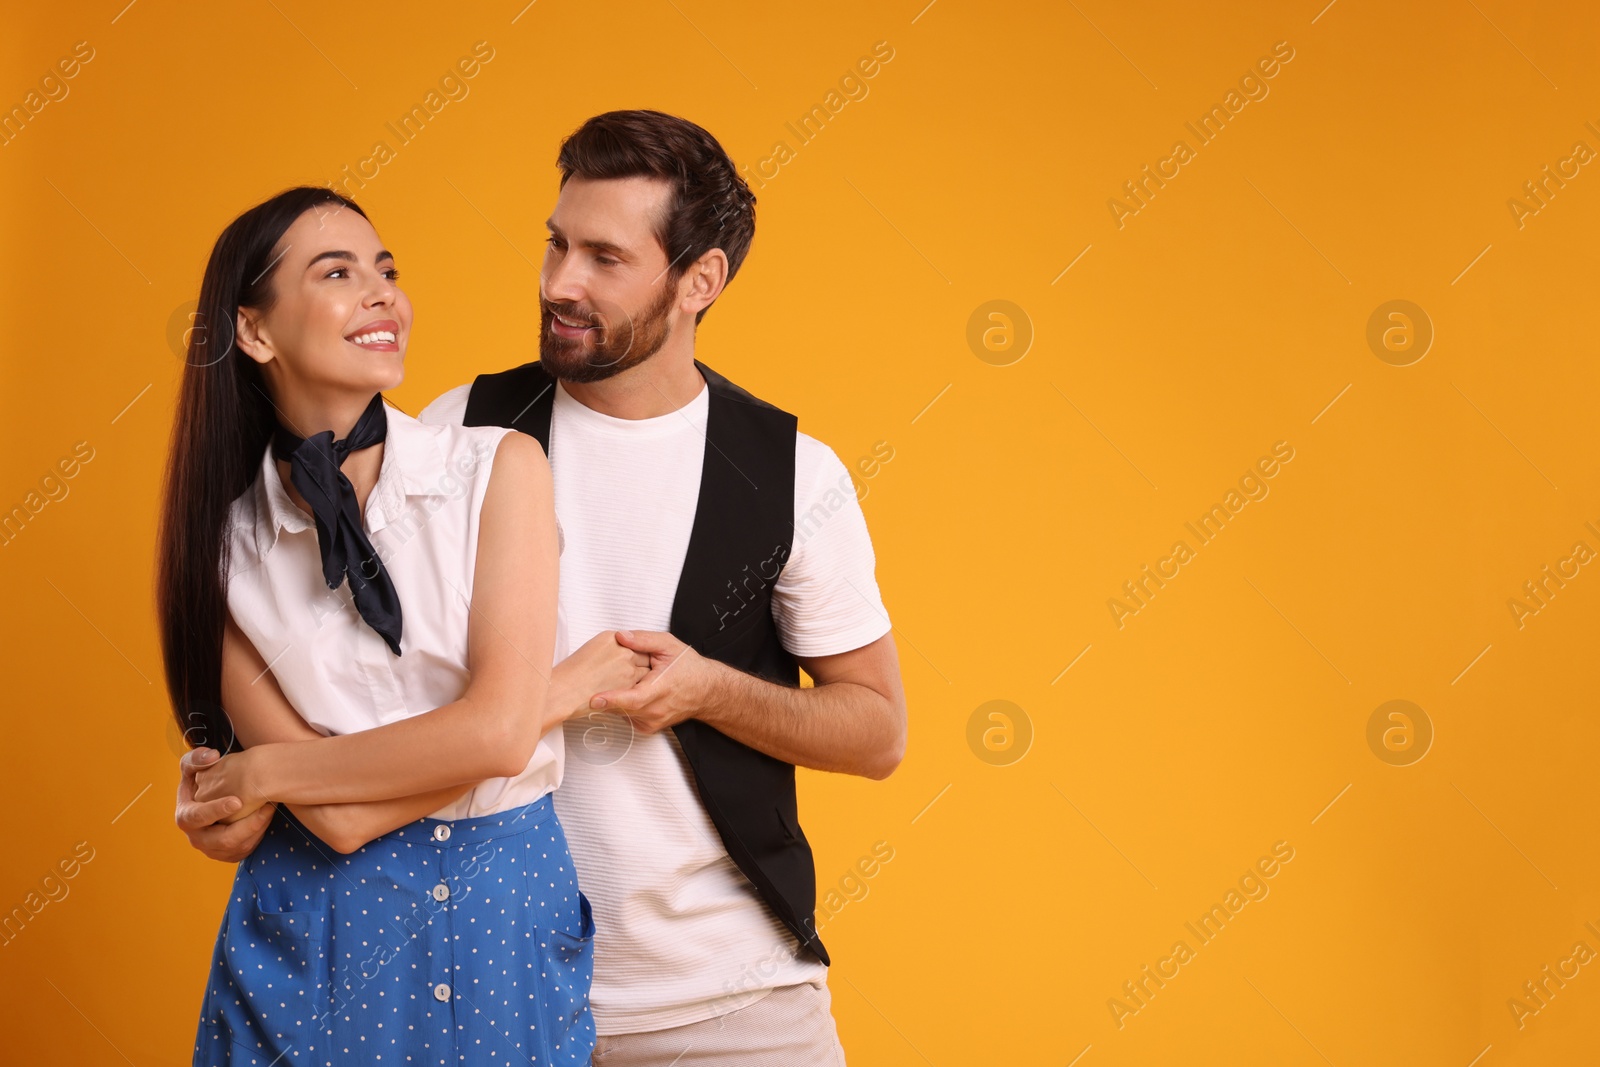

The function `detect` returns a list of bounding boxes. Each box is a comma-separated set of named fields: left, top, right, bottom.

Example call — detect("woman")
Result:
left=156, top=185, right=642, bottom=1066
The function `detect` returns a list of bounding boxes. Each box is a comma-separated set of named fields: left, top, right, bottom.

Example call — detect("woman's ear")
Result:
left=235, top=307, right=271, bottom=365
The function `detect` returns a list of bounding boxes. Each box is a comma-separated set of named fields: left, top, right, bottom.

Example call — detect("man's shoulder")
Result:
left=794, top=431, right=844, bottom=486
left=698, top=362, right=797, bottom=421
left=473, top=360, right=552, bottom=389
left=418, top=382, right=473, bottom=426
left=456, top=361, right=557, bottom=427
left=421, top=362, right=552, bottom=409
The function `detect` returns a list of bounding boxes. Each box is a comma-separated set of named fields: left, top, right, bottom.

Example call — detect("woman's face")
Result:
left=238, top=205, right=412, bottom=401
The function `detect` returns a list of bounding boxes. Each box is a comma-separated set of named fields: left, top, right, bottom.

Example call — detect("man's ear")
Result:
left=235, top=307, right=272, bottom=365
left=680, top=248, right=728, bottom=318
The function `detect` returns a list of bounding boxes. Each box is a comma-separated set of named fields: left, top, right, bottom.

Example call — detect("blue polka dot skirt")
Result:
left=193, top=795, right=595, bottom=1065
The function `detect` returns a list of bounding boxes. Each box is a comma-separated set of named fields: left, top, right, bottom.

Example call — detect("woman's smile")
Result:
left=345, top=317, right=401, bottom=352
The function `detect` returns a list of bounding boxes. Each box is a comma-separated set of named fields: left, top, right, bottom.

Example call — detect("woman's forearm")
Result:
left=250, top=670, right=582, bottom=808
left=289, top=783, right=475, bottom=855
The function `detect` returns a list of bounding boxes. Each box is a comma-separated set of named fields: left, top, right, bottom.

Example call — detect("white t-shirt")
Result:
left=419, top=375, right=891, bottom=1033
left=224, top=402, right=569, bottom=820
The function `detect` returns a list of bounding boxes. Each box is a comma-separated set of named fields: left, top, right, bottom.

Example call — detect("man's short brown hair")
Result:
left=556, top=109, right=757, bottom=325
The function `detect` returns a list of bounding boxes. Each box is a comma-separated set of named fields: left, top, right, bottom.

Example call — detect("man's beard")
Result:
left=539, top=280, right=678, bottom=383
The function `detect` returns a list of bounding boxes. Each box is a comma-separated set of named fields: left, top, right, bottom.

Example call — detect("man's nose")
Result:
left=542, top=256, right=583, bottom=307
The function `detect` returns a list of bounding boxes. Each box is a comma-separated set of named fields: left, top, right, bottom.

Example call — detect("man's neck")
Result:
left=558, top=347, right=705, bottom=420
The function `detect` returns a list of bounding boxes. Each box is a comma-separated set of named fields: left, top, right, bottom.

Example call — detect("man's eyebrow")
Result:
left=544, top=218, right=628, bottom=257
left=306, top=249, right=395, bottom=269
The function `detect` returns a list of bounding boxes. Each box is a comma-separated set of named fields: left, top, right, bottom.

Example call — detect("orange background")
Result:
left=3, top=1, right=1598, bottom=1063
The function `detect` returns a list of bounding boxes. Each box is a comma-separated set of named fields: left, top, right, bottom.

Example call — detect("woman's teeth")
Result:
left=349, top=331, right=397, bottom=345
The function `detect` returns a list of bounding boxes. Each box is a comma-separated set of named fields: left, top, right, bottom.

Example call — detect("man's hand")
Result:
left=587, top=630, right=722, bottom=734
left=590, top=629, right=906, bottom=779
left=176, top=748, right=275, bottom=862
left=550, top=630, right=652, bottom=725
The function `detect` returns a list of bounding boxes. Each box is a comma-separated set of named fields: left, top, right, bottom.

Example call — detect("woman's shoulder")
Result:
left=388, top=403, right=519, bottom=481
left=475, top=429, right=551, bottom=502
left=383, top=406, right=550, bottom=541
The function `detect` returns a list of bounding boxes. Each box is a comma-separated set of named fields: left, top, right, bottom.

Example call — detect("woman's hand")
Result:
left=550, top=630, right=650, bottom=724
left=176, top=748, right=277, bottom=860
left=192, top=747, right=273, bottom=825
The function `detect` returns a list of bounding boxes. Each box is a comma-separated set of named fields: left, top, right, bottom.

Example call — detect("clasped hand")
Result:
left=175, top=629, right=698, bottom=860
left=585, top=629, right=721, bottom=734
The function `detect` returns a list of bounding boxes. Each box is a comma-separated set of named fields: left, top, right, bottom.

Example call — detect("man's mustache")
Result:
left=543, top=303, right=602, bottom=327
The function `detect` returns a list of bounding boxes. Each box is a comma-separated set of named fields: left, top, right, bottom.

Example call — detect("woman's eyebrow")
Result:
left=305, top=249, right=395, bottom=269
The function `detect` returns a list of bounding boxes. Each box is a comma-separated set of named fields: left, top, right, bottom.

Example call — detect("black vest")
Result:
left=463, top=360, right=828, bottom=966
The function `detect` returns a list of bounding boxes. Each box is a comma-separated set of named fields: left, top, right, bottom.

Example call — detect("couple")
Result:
left=158, top=109, right=906, bottom=1066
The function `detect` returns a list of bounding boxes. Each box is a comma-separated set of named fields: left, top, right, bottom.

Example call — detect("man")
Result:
left=177, top=109, right=905, bottom=1065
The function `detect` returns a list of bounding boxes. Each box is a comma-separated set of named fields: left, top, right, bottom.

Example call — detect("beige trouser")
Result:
left=590, top=980, right=848, bottom=1066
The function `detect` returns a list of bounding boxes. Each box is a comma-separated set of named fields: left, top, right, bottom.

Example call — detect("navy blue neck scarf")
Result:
left=270, top=392, right=403, bottom=655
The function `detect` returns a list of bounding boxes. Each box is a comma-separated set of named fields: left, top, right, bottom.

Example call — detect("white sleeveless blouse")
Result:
left=223, top=401, right=567, bottom=819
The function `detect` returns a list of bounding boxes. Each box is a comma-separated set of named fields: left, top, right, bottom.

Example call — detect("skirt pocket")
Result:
left=539, top=889, right=596, bottom=1066
left=547, top=889, right=596, bottom=966
left=212, top=874, right=333, bottom=1064
left=517, top=813, right=595, bottom=1067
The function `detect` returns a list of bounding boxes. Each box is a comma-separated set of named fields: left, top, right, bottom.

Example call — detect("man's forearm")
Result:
left=696, top=662, right=904, bottom=779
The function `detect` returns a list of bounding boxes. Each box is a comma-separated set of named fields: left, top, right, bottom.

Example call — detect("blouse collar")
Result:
left=248, top=401, right=455, bottom=558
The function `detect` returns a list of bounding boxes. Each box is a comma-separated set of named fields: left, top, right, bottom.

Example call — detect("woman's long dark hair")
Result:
left=157, top=186, right=368, bottom=752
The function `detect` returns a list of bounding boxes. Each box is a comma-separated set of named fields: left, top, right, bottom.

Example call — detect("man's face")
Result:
left=539, top=175, right=684, bottom=382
